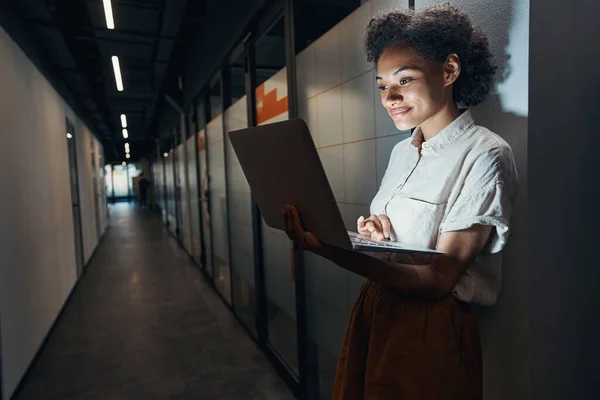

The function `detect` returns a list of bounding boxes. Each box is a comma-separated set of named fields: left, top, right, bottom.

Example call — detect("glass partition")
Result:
left=206, top=75, right=231, bottom=303
left=254, top=15, right=298, bottom=374
left=224, top=45, right=258, bottom=336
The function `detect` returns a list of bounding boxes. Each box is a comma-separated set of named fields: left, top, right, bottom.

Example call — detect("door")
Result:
left=91, top=140, right=102, bottom=239
left=66, top=118, right=85, bottom=276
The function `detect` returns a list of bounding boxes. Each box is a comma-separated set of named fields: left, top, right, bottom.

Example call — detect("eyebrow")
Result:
left=376, top=66, right=419, bottom=80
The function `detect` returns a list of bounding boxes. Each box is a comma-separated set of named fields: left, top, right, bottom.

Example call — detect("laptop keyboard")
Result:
left=350, top=235, right=401, bottom=248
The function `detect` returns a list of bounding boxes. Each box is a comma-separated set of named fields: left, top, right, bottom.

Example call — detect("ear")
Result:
left=443, top=53, right=461, bottom=87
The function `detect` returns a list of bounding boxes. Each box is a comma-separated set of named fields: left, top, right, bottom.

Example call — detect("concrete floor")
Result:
left=13, top=203, right=296, bottom=400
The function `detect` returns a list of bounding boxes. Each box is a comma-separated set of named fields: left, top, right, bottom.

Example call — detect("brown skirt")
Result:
left=332, top=280, right=482, bottom=400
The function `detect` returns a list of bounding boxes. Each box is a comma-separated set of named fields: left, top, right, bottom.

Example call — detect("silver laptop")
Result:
left=228, top=119, right=442, bottom=255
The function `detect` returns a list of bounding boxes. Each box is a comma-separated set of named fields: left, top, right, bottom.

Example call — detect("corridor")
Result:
left=12, top=204, right=295, bottom=400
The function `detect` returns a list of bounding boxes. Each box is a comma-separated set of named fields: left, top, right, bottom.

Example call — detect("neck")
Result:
left=419, top=102, right=461, bottom=141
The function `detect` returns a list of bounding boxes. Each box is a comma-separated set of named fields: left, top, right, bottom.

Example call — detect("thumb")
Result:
left=304, top=232, right=320, bottom=247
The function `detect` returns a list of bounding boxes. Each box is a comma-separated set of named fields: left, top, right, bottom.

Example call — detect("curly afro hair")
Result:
left=364, top=3, right=497, bottom=107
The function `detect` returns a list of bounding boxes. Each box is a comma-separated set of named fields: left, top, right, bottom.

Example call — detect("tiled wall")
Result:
left=296, top=2, right=413, bottom=385
left=299, top=0, right=530, bottom=398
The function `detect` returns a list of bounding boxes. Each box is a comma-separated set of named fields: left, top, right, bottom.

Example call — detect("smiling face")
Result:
left=376, top=43, right=458, bottom=131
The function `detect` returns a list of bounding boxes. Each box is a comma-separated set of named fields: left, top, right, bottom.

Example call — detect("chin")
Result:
left=393, top=120, right=418, bottom=131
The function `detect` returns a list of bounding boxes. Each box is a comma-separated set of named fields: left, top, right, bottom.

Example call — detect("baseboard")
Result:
left=6, top=229, right=108, bottom=400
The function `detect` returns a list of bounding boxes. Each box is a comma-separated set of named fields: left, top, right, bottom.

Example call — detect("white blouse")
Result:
left=370, top=110, right=518, bottom=305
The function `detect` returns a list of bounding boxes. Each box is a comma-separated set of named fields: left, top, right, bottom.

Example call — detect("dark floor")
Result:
left=13, top=203, right=296, bottom=400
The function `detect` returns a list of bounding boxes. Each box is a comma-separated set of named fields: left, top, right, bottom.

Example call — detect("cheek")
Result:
left=409, top=83, right=439, bottom=109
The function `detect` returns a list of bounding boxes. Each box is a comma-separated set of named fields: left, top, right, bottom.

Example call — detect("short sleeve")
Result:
left=439, top=183, right=512, bottom=253
left=439, top=138, right=518, bottom=254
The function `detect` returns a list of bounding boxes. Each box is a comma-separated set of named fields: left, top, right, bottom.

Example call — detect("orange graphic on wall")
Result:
left=197, top=131, right=206, bottom=152
left=256, top=84, right=288, bottom=125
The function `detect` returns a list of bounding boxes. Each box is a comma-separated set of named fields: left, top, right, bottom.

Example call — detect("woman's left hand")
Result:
left=282, top=205, right=323, bottom=250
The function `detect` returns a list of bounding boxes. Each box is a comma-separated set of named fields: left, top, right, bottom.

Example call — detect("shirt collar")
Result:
left=410, top=109, right=475, bottom=155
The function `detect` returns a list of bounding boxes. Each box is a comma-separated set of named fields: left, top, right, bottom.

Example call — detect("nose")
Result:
left=384, top=86, right=403, bottom=108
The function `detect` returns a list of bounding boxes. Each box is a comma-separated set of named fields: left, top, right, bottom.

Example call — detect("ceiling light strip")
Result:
left=103, top=0, right=115, bottom=30
left=111, top=56, right=124, bottom=91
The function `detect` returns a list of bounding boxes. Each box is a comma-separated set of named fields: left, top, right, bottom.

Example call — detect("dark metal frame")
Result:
left=126, top=165, right=131, bottom=201
left=244, top=34, right=269, bottom=347
left=171, top=128, right=181, bottom=240
left=110, top=165, right=116, bottom=199
left=161, top=143, right=168, bottom=226
left=220, top=65, right=236, bottom=307
left=242, top=1, right=304, bottom=397
left=191, top=102, right=208, bottom=269
left=202, top=86, right=218, bottom=281
left=283, top=2, right=321, bottom=397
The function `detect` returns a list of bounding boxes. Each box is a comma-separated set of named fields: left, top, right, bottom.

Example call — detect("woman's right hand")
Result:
left=357, top=214, right=391, bottom=241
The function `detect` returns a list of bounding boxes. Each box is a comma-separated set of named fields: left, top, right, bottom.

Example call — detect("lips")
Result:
left=389, top=107, right=412, bottom=119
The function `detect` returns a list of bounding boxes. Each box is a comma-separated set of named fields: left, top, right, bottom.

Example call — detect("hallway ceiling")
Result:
left=7, top=0, right=210, bottom=162
left=4, top=0, right=361, bottom=163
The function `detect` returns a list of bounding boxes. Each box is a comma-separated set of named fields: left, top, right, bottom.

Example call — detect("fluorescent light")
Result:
left=111, top=56, right=124, bottom=91
left=122, top=129, right=128, bottom=139
left=122, top=161, right=127, bottom=166
left=66, top=133, right=72, bottom=139
left=103, top=0, right=115, bottom=29
left=126, top=154, right=130, bottom=159
left=120, top=114, right=127, bottom=128
left=164, top=153, right=168, bottom=158
left=124, top=142, right=129, bottom=150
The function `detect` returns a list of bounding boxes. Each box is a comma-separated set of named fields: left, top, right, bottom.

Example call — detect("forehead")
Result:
left=376, top=43, right=428, bottom=74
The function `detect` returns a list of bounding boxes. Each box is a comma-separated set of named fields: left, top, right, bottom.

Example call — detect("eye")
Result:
left=399, top=78, right=413, bottom=85
left=377, top=85, right=389, bottom=91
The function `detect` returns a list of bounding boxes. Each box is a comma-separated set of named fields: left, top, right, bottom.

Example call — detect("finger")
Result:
left=368, top=215, right=383, bottom=233
left=357, top=216, right=365, bottom=229
left=285, top=206, right=294, bottom=238
left=290, top=206, right=306, bottom=242
left=377, top=215, right=391, bottom=239
left=366, top=221, right=375, bottom=232
left=304, top=232, right=321, bottom=248
left=282, top=208, right=289, bottom=236
left=358, top=217, right=369, bottom=234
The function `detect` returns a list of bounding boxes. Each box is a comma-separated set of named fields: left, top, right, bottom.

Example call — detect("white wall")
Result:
left=0, top=25, right=106, bottom=399
left=296, top=0, right=530, bottom=398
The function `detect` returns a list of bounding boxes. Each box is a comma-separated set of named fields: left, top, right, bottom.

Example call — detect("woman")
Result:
left=283, top=3, right=518, bottom=399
